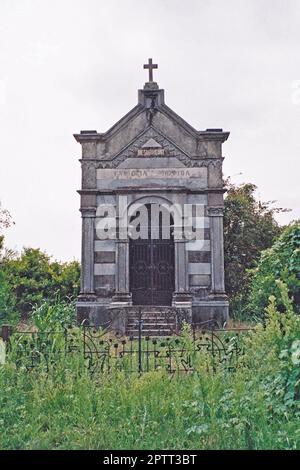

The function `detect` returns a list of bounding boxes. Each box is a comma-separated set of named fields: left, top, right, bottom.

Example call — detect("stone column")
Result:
left=79, top=207, right=96, bottom=300
left=112, top=239, right=132, bottom=304
left=112, top=195, right=132, bottom=304
left=172, top=236, right=192, bottom=306
left=208, top=206, right=226, bottom=297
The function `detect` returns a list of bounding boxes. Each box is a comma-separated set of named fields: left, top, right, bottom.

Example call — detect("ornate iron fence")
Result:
left=1, top=326, right=80, bottom=372
left=1, top=321, right=253, bottom=375
left=83, top=320, right=251, bottom=374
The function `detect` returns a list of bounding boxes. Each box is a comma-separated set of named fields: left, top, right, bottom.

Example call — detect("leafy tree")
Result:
left=0, top=202, right=13, bottom=253
left=0, top=203, right=79, bottom=323
left=223, top=181, right=284, bottom=316
left=50, top=259, right=81, bottom=301
left=2, top=248, right=80, bottom=318
left=0, top=270, right=18, bottom=326
left=0, top=203, right=16, bottom=324
left=247, top=223, right=300, bottom=319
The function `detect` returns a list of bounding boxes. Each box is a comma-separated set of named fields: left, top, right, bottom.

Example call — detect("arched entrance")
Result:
left=129, top=203, right=175, bottom=305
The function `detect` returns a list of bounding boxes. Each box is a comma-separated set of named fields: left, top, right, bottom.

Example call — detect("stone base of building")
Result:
left=76, top=298, right=229, bottom=334
left=191, top=300, right=229, bottom=328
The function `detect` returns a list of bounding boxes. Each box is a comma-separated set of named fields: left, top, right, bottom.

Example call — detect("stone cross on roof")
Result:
left=143, top=58, right=158, bottom=82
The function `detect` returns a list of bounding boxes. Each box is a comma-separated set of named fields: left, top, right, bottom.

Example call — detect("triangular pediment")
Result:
left=142, top=138, right=162, bottom=149
left=98, top=126, right=195, bottom=168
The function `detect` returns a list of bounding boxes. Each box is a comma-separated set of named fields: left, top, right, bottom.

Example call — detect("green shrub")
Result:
left=32, top=298, right=76, bottom=331
left=223, top=181, right=283, bottom=319
left=247, top=223, right=300, bottom=319
left=1, top=248, right=80, bottom=318
left=0, top=270, right=18, bottom=326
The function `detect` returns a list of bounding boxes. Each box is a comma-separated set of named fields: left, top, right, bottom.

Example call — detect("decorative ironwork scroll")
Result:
left=3, top=321, right=251, bottom=375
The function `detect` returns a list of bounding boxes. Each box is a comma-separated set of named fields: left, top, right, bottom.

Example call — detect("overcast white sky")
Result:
left=0, top=0, right=299, bottom=262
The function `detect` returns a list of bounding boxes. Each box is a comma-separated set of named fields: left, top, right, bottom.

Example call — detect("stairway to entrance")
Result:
left=125, top=307, right=177, bottom=337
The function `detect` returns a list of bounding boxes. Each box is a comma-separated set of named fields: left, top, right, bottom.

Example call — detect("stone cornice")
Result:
left=78, top=187, right=226, bottom=195
left=74, top=131, right=104, bottom=143
left=197, top=131, right=230, bottom=142
left=74, top=119, right=229, bottom=145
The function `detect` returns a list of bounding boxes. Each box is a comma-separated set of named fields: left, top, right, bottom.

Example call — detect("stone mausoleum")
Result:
left=74, top=60, right=229, bottom=333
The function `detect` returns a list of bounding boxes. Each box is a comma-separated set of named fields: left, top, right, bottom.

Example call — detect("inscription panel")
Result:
left=97, top=167, right=208, bottom=190
left=97, top=167, right=207, bottom=180
left=137, top=148, right=165, bottom=157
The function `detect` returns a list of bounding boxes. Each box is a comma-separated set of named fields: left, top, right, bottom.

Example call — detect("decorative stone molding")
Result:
left=77, top=293, right=97, bottom=302
left=111, top=292, right=132, bottom=304
left=96, top=127, right=224, bottom=169
left=98, top=157, right=223, bottom=170
left=80, top=160, right=98, bottom=170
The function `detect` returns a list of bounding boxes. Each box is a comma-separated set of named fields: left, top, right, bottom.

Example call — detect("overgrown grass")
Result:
left=1, top=284, right=300, bottom=450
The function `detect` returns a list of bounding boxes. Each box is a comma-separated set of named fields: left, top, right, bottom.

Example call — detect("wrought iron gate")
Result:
left=129, top=204, right=175, bottom=306
left=129, top=235, right=175, bottom=305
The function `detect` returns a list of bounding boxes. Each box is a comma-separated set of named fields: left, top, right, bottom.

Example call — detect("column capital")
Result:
left=80, top=207, right=96, bottom=218
left=207, top=206, right=224, bottom=217
left=80, top=159, right=98, bottom=169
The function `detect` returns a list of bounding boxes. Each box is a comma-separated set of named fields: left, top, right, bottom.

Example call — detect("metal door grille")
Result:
left=129, top=206, right=175, bottom=305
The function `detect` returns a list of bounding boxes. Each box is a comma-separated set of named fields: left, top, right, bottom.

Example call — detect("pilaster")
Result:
left=78, top=207, right=96, bottom=301
left=207, top=206, right=227, bottom=299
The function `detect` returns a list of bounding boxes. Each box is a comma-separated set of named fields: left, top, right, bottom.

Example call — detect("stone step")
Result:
left=127, top=310, right=174, bottom=314
left=126, top=308, right=178, bottom=336
left=127, top=318, right=176, bottom=325
left=128, top=325, right=167, bottom=328
left=127, top=311, right=176, bottom=315
left=130, top=306, right=174, bottom=309
left=127, top=329, right=173, bottom=337
left=127, top=324, right=176, bottom=330
left=128, top=311, right=176, bottom=314
left=127, top=316, right=176, bottom=321
left=127, top=324, right=176, bottom=328
left=127, top=315, right=176, bottom=320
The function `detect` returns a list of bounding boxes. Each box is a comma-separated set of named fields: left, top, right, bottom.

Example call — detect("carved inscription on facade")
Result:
left=97, top=167, right=207, bottom=180
left=137, top=148, right=165, bottom=157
